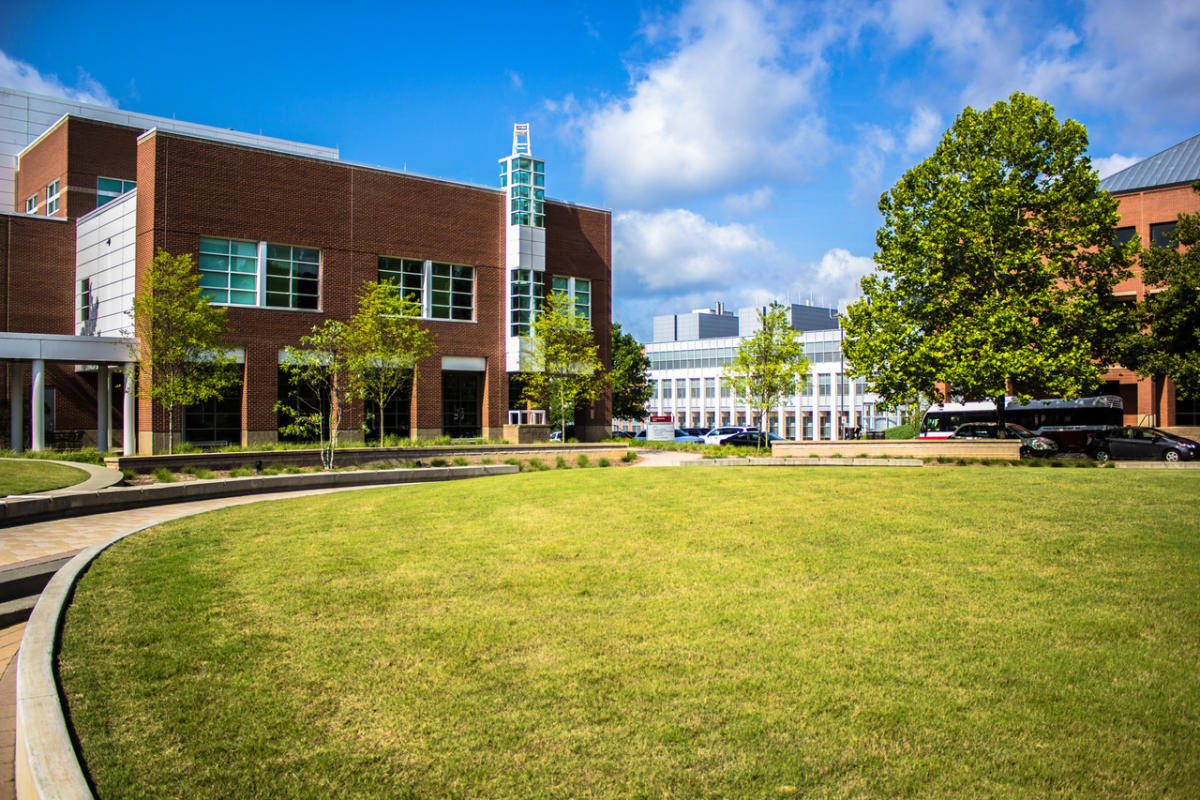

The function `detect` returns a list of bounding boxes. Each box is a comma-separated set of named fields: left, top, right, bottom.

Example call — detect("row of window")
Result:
left=650, top=375, right=866, bottom=399
left=647, top=340, right=845, bottom=371
left=25, top=176, right=136, bottom=216
left=199, top=238, right=320, bottom=310
left=378, top=257, right=474, bottom=321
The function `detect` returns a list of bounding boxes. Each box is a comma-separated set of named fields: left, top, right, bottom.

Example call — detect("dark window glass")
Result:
left=1150, top=221, right=1178, bottom=249
left=1113, top=226, right=1136, bottom=246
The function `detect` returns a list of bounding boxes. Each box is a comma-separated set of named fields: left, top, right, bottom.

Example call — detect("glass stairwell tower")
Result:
left=500, top=123, right=547, bottom=372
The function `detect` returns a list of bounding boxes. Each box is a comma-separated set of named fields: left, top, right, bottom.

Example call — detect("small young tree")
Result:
left=610, top=322, right=652, bottom=423
left=1125, top=184, right=1200, bottom=400
left=723, top=303, right=810, bottom=450
left=132, top=249, right=237, bottom=454
left=521, top=291, right=607, bottom=441
left=346, top=281, right=435, bottom=446
left=277, top=321, right=355, bottom=469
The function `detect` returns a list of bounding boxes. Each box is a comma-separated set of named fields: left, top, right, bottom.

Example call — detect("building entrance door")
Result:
left=442, top=371, right=482, bottom=438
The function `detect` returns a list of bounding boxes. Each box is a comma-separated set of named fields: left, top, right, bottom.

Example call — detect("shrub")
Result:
left=229, top=467, right=253, bottom=477
left=430, top=458, right=448, bottom=467
left=504, top=458, right=520, bottom=467
left=576, top=454, right=591, bottom=468
left=453, top=456, right=469, bottom=466
left=481, top=458, right=494, bottom=465
left=120, top=469, right=135, bottom=482
left=621, top=451, right=638, bottom=463
left=598, top=457, right=611, bottom=468
left=192, top=468, right=216, bottom=480
left=285, top=466, right=304, bottom=474
left=555, top=455, right=569, bottom=469
left=261, top=463, right=285, bottom=475
left=180, top=466, right=197, bottom=475
left=151, top=467, right=177, bottom=483
left=527, top=458, right=548, bottom=471
left=402, top=460, right=419, bottom=469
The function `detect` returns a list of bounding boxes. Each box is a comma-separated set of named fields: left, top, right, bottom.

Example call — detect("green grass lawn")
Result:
left=0, top=458, right=88, bottom=496
left=58, top=468, right=1200, bottom=799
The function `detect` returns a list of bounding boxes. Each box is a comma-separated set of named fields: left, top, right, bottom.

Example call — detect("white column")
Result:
left=97, top=364, right=111, bottom=453
left=849, top=376, right=858, bottom=433
left=123, top=363, right=136, bottom=456
left=792, top=382, right=802, bottom=441
left=811, top=369, right=821, bottom=441
left=9, top=363, right=23, bottom=453
left=30, top=358, right=45, bottom=451
left=776, top=403, right=784, bottom=437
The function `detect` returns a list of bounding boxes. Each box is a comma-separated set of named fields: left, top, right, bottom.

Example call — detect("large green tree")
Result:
left=843, top=92, right=1137, bottom=434
left=521, top=291, right=607, bottom=441
left=132, top=249, right=237, bottom=454
left=1125, top=184, right=1200, bottom=400
left=723, top=303, right=809, bottom=450
left=610, top=323, right=651, bottom=423
left=346, top=281, right=434, bottom=445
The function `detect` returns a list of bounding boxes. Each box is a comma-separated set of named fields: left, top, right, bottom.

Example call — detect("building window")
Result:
left=96, top=177, right=136, bottom=208
left=690, top=378, right=701, bottom=399
left=510, top=269, right=544, bottom=336
left=1113, top=226, right=1136, bottom=246
left=550, top=276, right=591, bottom=323
left=79, top=278, right=91, bottom=322
left=1150, top=221, right=1178, bottom=249
left=720, top=380, right=731, bottom=398
left=819, top=374, right=831, bottom=395
left=266, top=244, right=320, bottom=309
left=378, top=257, right=425, bottom=306
left=704, top=377, right=715, bottom=398
left=45, top=179, right=60, bottom=215
left=663, top=380, right=672, bottom=400
left=24, top=194, right=37, bottom=214
left=430, top=263, right=474, bottom=321
left=505, top=156, right=545, bottom=227
left=199, top=237, right=259, bottom=306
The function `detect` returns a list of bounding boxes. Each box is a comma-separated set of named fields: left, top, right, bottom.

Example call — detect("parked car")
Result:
left=720, top=431, right=786, bottom=448
left=681, top=427, right=709, bottom=438
left=702, top=426, right=759, bottom=445
left=948, top=422, right=1059, bottom=458
left=631, top=428, right=705, bottom=444
left=1085, top=426, right=1200, bottom=463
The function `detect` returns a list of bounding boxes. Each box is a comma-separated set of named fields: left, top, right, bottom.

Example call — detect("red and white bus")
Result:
left=919, top=395, right=1123, bottom=450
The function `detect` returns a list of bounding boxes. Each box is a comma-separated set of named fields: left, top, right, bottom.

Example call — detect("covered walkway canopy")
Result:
left=0, top=332, right=136, bottom=455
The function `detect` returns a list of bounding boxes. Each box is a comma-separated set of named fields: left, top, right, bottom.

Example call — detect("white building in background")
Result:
left=632, top=302, right=904, bottom=440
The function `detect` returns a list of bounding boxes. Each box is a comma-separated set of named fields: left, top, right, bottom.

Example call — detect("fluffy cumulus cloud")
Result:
left=574, top=0, right=831, bottom=207
left=613, top=208, right=775, bottom=293
left=723, top=186, right=774, bottom=216
left=1092, top=153, right=1140, bottom=179
left=903, top=106, right=941, bottom=154
left=0, top=50, right=115, bottom=107
left=806, top=248, right=875, bottom=311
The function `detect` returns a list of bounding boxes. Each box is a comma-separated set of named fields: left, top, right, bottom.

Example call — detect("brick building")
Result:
left=1099, top=132, right=1200, bottom=428
left=1, top=88, right=611, bottom=452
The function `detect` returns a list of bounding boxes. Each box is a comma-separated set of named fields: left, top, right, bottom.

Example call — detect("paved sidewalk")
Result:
left=631, top=449, right=705, bottom=467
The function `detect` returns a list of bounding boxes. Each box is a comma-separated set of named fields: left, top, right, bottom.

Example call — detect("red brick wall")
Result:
left=15, top=117, right=141, bottom=220
left=136, top=131, right=612, bottom=442
left=1103, top=182, right=1200, bottom=425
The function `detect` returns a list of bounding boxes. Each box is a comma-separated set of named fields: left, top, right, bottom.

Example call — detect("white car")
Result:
left=702, top=426, right=758, bottom=445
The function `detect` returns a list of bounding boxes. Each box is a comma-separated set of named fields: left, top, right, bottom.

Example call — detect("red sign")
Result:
left=649, top=415, right=673, bottom=423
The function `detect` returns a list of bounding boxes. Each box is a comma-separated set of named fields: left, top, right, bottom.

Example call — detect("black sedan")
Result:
left=1086, top=426, right=1200, bottom=463
left=720, top=431, right=786, bottom=448
left=948, top=422, right=1059, bottom=458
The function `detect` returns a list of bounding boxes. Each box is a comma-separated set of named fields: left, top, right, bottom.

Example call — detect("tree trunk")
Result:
left=378, top=394, right=385, bottom=447
left=995, top=393, right=1007, bottom=438
left=167, top=403, right=173, bottom=455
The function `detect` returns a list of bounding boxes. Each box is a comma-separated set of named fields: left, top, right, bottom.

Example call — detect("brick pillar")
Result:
left=413, top=357, right=442, bottom=439
left=243, top=345, right=278, bottom=447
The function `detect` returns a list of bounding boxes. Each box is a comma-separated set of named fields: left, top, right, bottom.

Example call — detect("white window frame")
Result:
left=378, top=256, right=476, bottom=324
left=24, top=194, right=38, bottom=214
left=96, top=177, right=136, bottom=207
left=550, top=275, right=592, bottom=325
left=45, top=179, right=61, bottom=215
left=198, top=237, right=322, bottom=312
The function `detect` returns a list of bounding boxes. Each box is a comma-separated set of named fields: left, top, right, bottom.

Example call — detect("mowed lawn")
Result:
left=0, top=458, right=87, bottom=496
left=58, top=468, right=1200, bottom=799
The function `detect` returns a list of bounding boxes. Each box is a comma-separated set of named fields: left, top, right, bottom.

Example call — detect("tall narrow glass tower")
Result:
left=500, top=123, right=547, bottom=371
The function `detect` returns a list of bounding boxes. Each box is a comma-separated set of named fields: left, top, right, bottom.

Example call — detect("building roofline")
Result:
left=0, top=209, right=72, bottom=223
left=136, top=127, right=612, bottom=214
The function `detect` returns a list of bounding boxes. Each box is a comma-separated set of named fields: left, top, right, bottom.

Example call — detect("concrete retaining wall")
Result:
left=0, top=464, right=519, bottom=527
left=772, top=440, right=1023, bottom=460
left=105, top=444, right=627, bottom=473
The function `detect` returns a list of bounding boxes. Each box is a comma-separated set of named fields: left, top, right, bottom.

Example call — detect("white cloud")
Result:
left=613, top=208, right=775, bottom=293
left=807, top=248, right=875, bottom=309
left=849, top=125, right=895, bottom=205
left=1092, top=153, right=1140, bottom=179
left=506, top=70, right=523, bottom=90
left=573, top=0, right=832, bottom=207
left=723, top=186, right=774, bottom=215
left=0, top=50, right=115, bottom=107
left=903, top=105, right=941, bottom=154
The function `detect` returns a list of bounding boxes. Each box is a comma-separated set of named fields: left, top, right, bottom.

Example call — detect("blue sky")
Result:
left=3, top=0, right=1198, bottom=340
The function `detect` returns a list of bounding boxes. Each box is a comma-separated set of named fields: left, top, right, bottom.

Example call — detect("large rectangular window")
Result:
left=430, top=263, right=474, bottom=321
left=266, top=244, right=320, bottom=309
left=199, top=237, right=259, bottom=306
left=45, top=179, right=60, bottom=215
left=1150, top=221, right=1178, bottom=249
left=24, top=194, right=37, bottom=214
left=510, top=269, right=545, bottom=336
left=96, top=177, right=136, bottom=208
left=550, top=276, right=591, bottom=323
left=378, top=257, right=425, bottom=305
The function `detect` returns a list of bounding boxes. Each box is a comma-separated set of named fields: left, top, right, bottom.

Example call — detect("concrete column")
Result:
left=9, top=363, right=23, bottom=453
left=97, top=364, right=111, bottom=453
left=123, top=363, right=136, bottom=456
left=849, top=375, right=858, bottom=433
left=776, top=404, right=784, bottom=437
left=30, top=359, right=44, bottom=451
left=792, top=383, right=802, bottom=441
left=811, top=369, right=821, bottom=441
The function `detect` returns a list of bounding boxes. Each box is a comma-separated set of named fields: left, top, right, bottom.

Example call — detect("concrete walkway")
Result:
left=631, top=449, right=705, bottom=467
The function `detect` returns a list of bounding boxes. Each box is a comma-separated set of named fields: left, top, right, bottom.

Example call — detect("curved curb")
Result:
left=0, top=460, right=123, bottom=497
